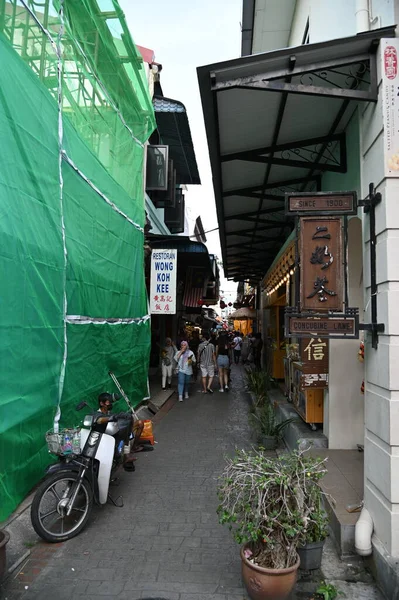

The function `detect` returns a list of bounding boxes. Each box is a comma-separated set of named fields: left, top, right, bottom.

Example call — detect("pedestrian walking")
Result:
left=160, top=337, right=177, bottom=390
left=216, top=333, right=230, bottom=392
left=174, top=340, right=196, bottom=402
left=197, top=332, right=216, bottom=394
left=232, top=331, right=243, bottom=364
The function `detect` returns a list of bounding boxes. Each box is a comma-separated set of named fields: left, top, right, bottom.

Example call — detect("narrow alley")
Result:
left=1, top=367, right=383, bottom=600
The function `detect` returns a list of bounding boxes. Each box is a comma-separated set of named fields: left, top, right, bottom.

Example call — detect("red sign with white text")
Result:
left=384, top=45, right=398, bottom=80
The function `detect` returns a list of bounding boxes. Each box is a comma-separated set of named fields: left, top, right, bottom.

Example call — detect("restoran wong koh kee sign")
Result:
left=150, top=249, right=177, bottom=314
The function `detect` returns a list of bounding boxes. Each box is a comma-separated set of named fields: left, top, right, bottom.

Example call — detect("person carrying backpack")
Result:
left=197, top=332, right=216, bottom=394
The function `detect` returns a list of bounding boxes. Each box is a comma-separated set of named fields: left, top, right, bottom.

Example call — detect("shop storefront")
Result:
left=198, top=27, right=393, bottom=449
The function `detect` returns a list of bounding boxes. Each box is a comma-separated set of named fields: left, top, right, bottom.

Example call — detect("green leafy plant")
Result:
left=302, top=492, right=329, bottom=544
left=217, top=448, right=328, bottom=570
left=316, top=581, right=340, bottom=599
left=250, top=402, right=298, bottom=440
left=245, top=369, right=270, bottom=407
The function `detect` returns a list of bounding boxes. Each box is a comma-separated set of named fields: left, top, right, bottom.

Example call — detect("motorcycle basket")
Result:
left=45, top=428, right=81, bottom=456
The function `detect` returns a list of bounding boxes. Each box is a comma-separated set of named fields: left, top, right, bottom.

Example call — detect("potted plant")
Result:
left=250, top=402, right=298, bottom=450
left=311, top=581, right=341, bottom=599
left=217, top=448, right=328, bottom=600
left=245, top=369, right=270, bottom=408
left=0, top=529, right=10, bottom=581
left=297, top=483, right=329, bottom=571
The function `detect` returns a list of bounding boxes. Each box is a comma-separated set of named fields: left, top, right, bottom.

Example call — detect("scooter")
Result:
left=31, top=396, right=133, bottom=543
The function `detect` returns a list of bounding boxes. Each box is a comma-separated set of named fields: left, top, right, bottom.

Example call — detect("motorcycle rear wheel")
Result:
left=31, top=471, right=93, bottom=542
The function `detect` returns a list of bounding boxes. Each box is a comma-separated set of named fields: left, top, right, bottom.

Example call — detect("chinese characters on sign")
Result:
left=150, top=249, right=177, bottom=314
left=382, top=39, right=399, bottom=177
left=300, top=337, right=329, bottom=388
left=300, top=217, right=343, bottom=312
left=303, top=337, right=327, bottom=361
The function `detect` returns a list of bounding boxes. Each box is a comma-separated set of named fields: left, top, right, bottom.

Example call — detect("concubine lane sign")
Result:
left=150, top=249, right=177, bottom=314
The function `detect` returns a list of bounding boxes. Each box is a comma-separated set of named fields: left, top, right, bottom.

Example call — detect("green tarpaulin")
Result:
left=0, top=0, right=155, bottom=521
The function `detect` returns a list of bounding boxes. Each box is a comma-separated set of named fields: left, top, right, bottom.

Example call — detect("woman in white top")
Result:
left=174, top=341, right=196, bottom=402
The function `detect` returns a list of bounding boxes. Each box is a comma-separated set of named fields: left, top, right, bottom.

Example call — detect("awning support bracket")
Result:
left=358, top=182, right=384, bottom=349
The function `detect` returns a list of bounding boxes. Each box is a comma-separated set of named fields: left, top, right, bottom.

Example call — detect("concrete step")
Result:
left=270, top=387, right=328, bottom=451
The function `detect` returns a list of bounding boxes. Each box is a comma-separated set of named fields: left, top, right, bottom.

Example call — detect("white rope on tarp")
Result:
left=54, top=0, right=67, bottom=434
left=66, top=315, right=150, bottom=325
left=62, top=151, right=144, bottom=233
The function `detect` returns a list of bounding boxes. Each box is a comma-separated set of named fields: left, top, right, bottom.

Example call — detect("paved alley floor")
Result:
left=1, top=365, right=384, bottom=600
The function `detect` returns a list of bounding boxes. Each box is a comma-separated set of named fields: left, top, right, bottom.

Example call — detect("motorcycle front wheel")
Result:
left=31, top=471, right=93, bottom=542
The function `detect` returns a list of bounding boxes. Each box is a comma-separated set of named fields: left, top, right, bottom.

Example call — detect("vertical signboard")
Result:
left=300, top=217, right=343, bottom=312
left=150, top=249, right=177, bottom=314
left=300, top=338, right=329, bottom=388
left=382, top=39, right=399, bottom=177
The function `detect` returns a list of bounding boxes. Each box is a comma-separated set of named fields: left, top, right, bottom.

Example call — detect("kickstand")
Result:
left=107, top=493, right=124, bottom=507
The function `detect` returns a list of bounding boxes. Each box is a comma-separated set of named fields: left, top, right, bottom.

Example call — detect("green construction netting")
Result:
left=0, top=0, right=155, bottom=521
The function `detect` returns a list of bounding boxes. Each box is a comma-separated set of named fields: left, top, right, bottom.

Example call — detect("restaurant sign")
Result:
left=150, top=249, right=177, bottom=314
left=286, top=315, right=358, bottom=339
left=381, top=39, right=399, bottom=177
left=300, top=216, right=343, bottom=312
left=286, top=191, right=357, bottom=216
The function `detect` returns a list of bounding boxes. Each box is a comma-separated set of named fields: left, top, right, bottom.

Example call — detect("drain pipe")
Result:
left=354, top=0, right=371, bottom=559
left=355, top=0, right=370, bottom=33
left=355, top=506, right=373, bottom=556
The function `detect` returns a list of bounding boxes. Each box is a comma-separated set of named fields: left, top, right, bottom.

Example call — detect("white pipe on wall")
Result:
left=355, top=507, right=373, bottom=556
left=355, top=0, right=370, bottom=33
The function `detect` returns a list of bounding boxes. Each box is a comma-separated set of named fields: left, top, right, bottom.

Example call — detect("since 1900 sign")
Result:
left=150, top=249, right=177, bottom=314
left=285, top=191, right=357, bottom=216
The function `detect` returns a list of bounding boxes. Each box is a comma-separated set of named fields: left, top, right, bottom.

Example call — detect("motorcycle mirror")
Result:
left=83, top=414, right=94, bottom=427
left=76, top=400, right=88, bottom=411
left=111, top=393, right=121, bottom=401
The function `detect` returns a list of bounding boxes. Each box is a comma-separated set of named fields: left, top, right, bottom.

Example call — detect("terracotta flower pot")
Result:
left=240, top=545, right=300, bottom=600
left=0, top=529, right=10, bottom=581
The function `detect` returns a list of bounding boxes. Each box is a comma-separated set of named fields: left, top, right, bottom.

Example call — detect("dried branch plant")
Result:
left=217, top=447, right=328, bottom=569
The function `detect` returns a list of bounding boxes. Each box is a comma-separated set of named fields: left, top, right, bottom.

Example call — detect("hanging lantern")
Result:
left=220, top=300, right=226, bottom=309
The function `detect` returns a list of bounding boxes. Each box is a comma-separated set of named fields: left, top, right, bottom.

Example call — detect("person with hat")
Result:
left=97, top=392, right=152, bottom=457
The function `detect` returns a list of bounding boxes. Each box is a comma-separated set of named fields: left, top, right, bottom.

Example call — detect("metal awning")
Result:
left=198, top=26, right=396, bottom=282
left=153, top=96, right=201, bottom=185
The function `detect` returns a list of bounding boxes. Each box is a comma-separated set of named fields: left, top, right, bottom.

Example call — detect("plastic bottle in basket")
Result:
left=72, top=431, right=80, bottom=454
left=63, top=432, right=72, bottom=454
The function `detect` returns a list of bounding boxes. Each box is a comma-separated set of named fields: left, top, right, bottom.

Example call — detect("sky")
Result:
left=119, top=0, right=243, bottom=303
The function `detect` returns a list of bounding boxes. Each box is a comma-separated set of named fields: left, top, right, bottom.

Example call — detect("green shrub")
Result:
left=217, top=448, right=328, bottom=569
